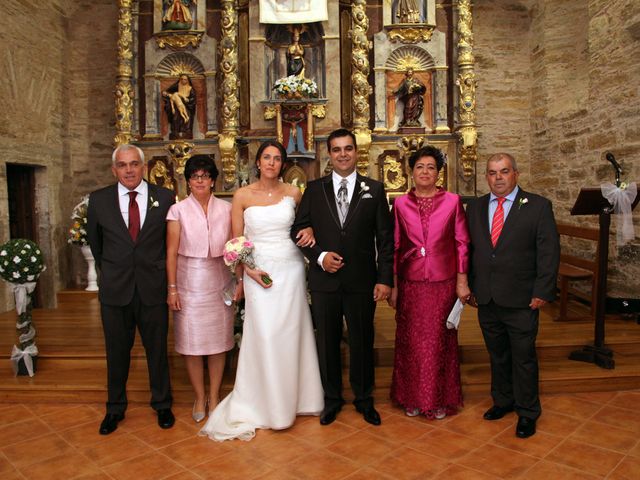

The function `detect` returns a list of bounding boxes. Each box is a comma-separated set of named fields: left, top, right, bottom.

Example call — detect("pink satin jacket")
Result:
left=166, top=194, right=231, bottom=258
left=394, top=189, right=470, bottom=282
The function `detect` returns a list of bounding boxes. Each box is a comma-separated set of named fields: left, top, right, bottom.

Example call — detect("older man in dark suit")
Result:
left=466, top=153, right=560, bottom=438
left=291, top=129, right=394, bottom=426
left=87, top=144, right=175, bottom=435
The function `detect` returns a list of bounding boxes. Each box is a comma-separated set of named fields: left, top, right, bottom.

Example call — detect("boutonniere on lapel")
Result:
left=518, top=197, right=528, bottom=210
left=359, top=181, right=373, bottom=199
left=149, top=196, right=160, bottom=211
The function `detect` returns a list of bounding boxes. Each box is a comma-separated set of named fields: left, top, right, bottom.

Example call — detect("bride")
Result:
left=199, top=140, right=324, bottom=441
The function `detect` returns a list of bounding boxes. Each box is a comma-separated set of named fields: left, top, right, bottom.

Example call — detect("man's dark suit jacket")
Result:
left=291, top=174, right=394, bottom=292
left=466, top=188, right=560, bottom=308
left=87, top=182, right=175, bottom=306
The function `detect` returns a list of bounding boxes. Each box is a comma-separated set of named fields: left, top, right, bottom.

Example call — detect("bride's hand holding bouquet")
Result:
left=223, top=236, right=273, bottom=289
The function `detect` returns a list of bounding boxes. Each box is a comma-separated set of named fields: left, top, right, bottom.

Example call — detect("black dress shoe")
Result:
left=157, top=408, right=175, bottom=429
left=516, top=416, right=536, bottom=438
left=99, top=413, right=124, bottom=435
left=356, top=405, right=381, bottom=426
left=319, top=406, right=341, bottom=426
left=483, top=405, right=514, bottom=421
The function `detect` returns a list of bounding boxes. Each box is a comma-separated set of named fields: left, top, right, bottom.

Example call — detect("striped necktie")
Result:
left=337, top=178, right=349, bottom=226
left=491, top=197, right=506, bottom=247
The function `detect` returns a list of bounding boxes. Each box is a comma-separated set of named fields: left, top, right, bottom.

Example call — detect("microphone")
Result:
left=605, top=152, right=622, bottom=187
left=605, top=152, right=621, bottom=169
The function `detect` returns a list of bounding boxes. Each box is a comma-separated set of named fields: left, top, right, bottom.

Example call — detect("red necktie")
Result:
left=491, top=197, right=506, bottom=247
left=128, top=191, right=140, bottom=242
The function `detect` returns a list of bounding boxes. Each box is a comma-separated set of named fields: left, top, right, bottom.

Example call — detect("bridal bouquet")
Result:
left=223, top=236, right=272, bottom=285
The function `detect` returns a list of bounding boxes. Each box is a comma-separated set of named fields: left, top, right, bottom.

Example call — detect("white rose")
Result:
left=12, top=272, right=20, bottom=279
left=13, top=256, right=21, bottom=264
left=0, top=250, right=6, bottom=256
left=27, top=275, right=34, bottom=281
left=31, top=256, right=36, bottom=262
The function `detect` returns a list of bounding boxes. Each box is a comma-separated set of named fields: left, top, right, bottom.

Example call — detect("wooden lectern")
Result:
left=568, top=187, right=639, bottom=369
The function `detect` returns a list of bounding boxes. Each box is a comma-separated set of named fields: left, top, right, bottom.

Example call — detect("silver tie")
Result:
left=337, top=178, right=349, bottom=226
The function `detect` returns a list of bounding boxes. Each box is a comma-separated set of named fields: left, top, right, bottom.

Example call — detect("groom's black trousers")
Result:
left=311, top=290, right=376, bottom=410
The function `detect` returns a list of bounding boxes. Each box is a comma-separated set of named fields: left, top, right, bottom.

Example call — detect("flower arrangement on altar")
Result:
left=0, top=239, right=46, bottom=377
left=273, top=75, right=319, bottom=99
left=223, top=236, right=272, bottom=285
left=68, top=195, right=89, bottom=246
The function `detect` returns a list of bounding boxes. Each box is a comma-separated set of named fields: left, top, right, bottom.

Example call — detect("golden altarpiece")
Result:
left=114, top=0, right=478, bottom=198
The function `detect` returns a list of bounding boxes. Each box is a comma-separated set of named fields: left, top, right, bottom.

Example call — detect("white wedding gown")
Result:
left=199, top=196, right=324, bottom=441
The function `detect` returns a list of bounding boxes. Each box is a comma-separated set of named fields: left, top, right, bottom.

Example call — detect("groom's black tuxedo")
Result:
left=87, top=181, right=175, bottom=415
left=466, top=187, right=559, bottom=419
left=292, top=173, right=394, bottom=409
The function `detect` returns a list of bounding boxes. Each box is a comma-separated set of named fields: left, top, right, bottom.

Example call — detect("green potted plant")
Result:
left=0, top=239, right=45, bottom=376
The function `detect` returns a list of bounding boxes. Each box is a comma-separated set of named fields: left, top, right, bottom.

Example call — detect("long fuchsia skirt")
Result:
left=174, top=255, right=234, bottom=356
left=391, top=277, right=463, bottom=418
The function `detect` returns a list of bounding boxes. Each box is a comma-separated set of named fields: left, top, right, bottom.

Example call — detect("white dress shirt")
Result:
left=317, top=171, right=358, bottom=269
left=118, top=181, right=149, bottom=228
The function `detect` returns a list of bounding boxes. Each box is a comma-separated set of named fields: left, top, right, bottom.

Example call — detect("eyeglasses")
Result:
left=190, top=173, right=211, bottom=181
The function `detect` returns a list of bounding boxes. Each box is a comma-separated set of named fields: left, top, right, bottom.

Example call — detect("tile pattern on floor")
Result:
left=1, top=391, right=639, bottom=479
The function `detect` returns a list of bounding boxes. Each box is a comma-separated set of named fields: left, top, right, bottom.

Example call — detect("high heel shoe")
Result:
left=192, top=399, right=206, bottom=423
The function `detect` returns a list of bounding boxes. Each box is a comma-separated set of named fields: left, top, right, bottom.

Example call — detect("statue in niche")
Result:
left=286, top=25, right=306, bottom=78
left=396, top=0, right=421, bottom=23
left=394, top=68, right=426, bottom=127
left=162, top=74, right=196, bottom=139
left=162, top=0, right=197, bottom=31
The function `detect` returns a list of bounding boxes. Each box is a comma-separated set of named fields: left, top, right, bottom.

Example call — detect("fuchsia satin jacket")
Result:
left=393, top=189, right=470, bottom=282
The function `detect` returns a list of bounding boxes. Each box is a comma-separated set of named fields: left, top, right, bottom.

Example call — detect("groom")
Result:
left=291, top=128, right=394, bottom=426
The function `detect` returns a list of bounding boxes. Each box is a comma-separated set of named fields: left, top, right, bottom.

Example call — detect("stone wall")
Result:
left=0, top=1, right=117, bottom=312
left=474, top=0, right=640, bottom=297
left=526, top=0, right=640, bottom=297
left=0, top=1, right=71, bottom=311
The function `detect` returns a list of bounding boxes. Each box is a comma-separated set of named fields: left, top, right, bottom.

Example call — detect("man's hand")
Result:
left=373, top=284, right=391, bottom=302
left=529, top=297, right=547, bottom=310
left=322, top=252, right=344, bottom=273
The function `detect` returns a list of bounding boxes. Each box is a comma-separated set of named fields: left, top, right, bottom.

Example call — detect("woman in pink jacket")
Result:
left=166, top=155, right=236, bottom=423
left=389, top=146, right=471, bottom=419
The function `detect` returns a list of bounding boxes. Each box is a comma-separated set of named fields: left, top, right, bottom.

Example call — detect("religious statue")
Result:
left=396, top=0, right=421, bottom=24
left=162, top=74, right=196, bottom=139
left=162, top=0, right=197, bottom=31
left=286, top=25, right=306, bottom=78
left=394, top=69, right=427, bottom=128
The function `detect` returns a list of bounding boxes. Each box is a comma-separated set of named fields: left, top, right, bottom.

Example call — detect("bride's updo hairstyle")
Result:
left=255, top=140, right=287, bottom=178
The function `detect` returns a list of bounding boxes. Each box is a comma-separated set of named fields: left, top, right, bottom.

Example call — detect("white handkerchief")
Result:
left=446, top=299, right=464, bottom=330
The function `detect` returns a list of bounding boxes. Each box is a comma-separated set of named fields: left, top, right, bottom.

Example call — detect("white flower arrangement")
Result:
left=273, top=75, right=319, bottom=99
left=0, top=239, right=45, bottom=285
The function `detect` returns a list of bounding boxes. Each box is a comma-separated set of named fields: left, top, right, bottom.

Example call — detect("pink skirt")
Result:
left=174, top=255, right=234, bottom=356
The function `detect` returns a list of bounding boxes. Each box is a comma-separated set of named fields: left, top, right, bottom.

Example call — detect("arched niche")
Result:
left=263, top=23, right=326, bottom=99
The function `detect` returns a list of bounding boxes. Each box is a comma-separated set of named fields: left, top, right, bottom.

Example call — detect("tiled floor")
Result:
left=1, top=391, right=639, bottom=479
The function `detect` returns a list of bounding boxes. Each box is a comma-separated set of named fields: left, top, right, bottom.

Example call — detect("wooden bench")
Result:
left=556, top=224, right=600, bottom=321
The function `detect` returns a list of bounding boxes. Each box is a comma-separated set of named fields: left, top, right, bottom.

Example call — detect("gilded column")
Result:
left=456, top=0, right=477, bottom=191
left=114, top=0, right=135, bottom=146
left=351, top=0, right=373, bottom=176
left=219, top=0, right=240, bottom=190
